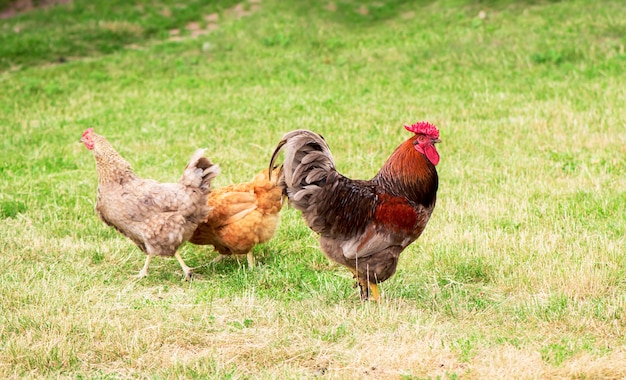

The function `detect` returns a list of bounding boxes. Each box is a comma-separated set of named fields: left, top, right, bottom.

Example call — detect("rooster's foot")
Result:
left=358, top=281, right=370, bottom=301
left=357, top=279, right=380, bottom=302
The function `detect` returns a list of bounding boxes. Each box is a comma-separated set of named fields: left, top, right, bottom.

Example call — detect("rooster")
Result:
left=269, top=122, right=440, bottom=301
left=81, top=128, right=220, bottom=280
left=190, top=168, right=284, bottom=268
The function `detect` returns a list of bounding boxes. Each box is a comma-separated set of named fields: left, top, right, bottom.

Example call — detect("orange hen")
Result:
left=190, top=168, right=284, bottom=268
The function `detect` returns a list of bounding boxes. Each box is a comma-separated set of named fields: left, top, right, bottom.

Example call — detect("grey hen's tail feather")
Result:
left=269, top=129, right=335, bottom=211
left=180, top=149, right=221, bottom=192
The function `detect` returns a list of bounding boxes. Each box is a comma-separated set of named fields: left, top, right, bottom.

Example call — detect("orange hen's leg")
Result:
left=210, top=254, right=227, bottom=265
left=246, top=251, right=256, bottom=269
left=174, top=251, right=193, bottom=281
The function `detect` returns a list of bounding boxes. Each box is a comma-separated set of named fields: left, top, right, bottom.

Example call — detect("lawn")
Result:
left=1, top=0, right=625, bottom=378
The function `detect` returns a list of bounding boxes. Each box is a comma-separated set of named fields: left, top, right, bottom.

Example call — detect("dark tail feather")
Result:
left=268, top=130, right=335, bottom=211
left=269, top=139, right=287, bottom=182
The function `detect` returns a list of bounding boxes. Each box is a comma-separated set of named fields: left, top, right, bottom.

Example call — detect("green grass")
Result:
left=0, top=0, right=244, bottom=70
left=1, top=0, right=625, bottom=378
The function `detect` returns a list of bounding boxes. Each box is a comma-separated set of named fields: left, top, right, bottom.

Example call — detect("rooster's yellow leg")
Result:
left=347, top=268, right=370, bottom=300
left=368, top=282, right=380, bottom=302
left=174, top=251, right=193, bottom=281
left=137, top=255, right=152, bottom=278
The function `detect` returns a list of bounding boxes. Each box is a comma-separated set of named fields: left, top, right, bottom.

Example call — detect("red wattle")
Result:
left=423, top=144, right=440, bottom=166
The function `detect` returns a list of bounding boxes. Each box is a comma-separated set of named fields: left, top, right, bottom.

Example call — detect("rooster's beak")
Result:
left=432, top=138, right=441, bottom=144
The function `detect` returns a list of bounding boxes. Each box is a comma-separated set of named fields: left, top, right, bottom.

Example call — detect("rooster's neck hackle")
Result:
left=374, top=137, right=438, bottom=206
left=92, top=134, right=137, bottom=185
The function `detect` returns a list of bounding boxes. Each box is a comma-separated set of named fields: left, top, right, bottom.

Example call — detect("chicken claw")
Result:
left=136, top=255, right=152, bottom=279
left=175, top=252, right=193, bottom=281
left=348, top=267, right=379, bottom=302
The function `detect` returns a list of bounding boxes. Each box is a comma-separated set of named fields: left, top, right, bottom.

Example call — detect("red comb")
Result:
left=404, top=121, right=439, bottom=139
left=82, top=128, right=94, bottom=137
